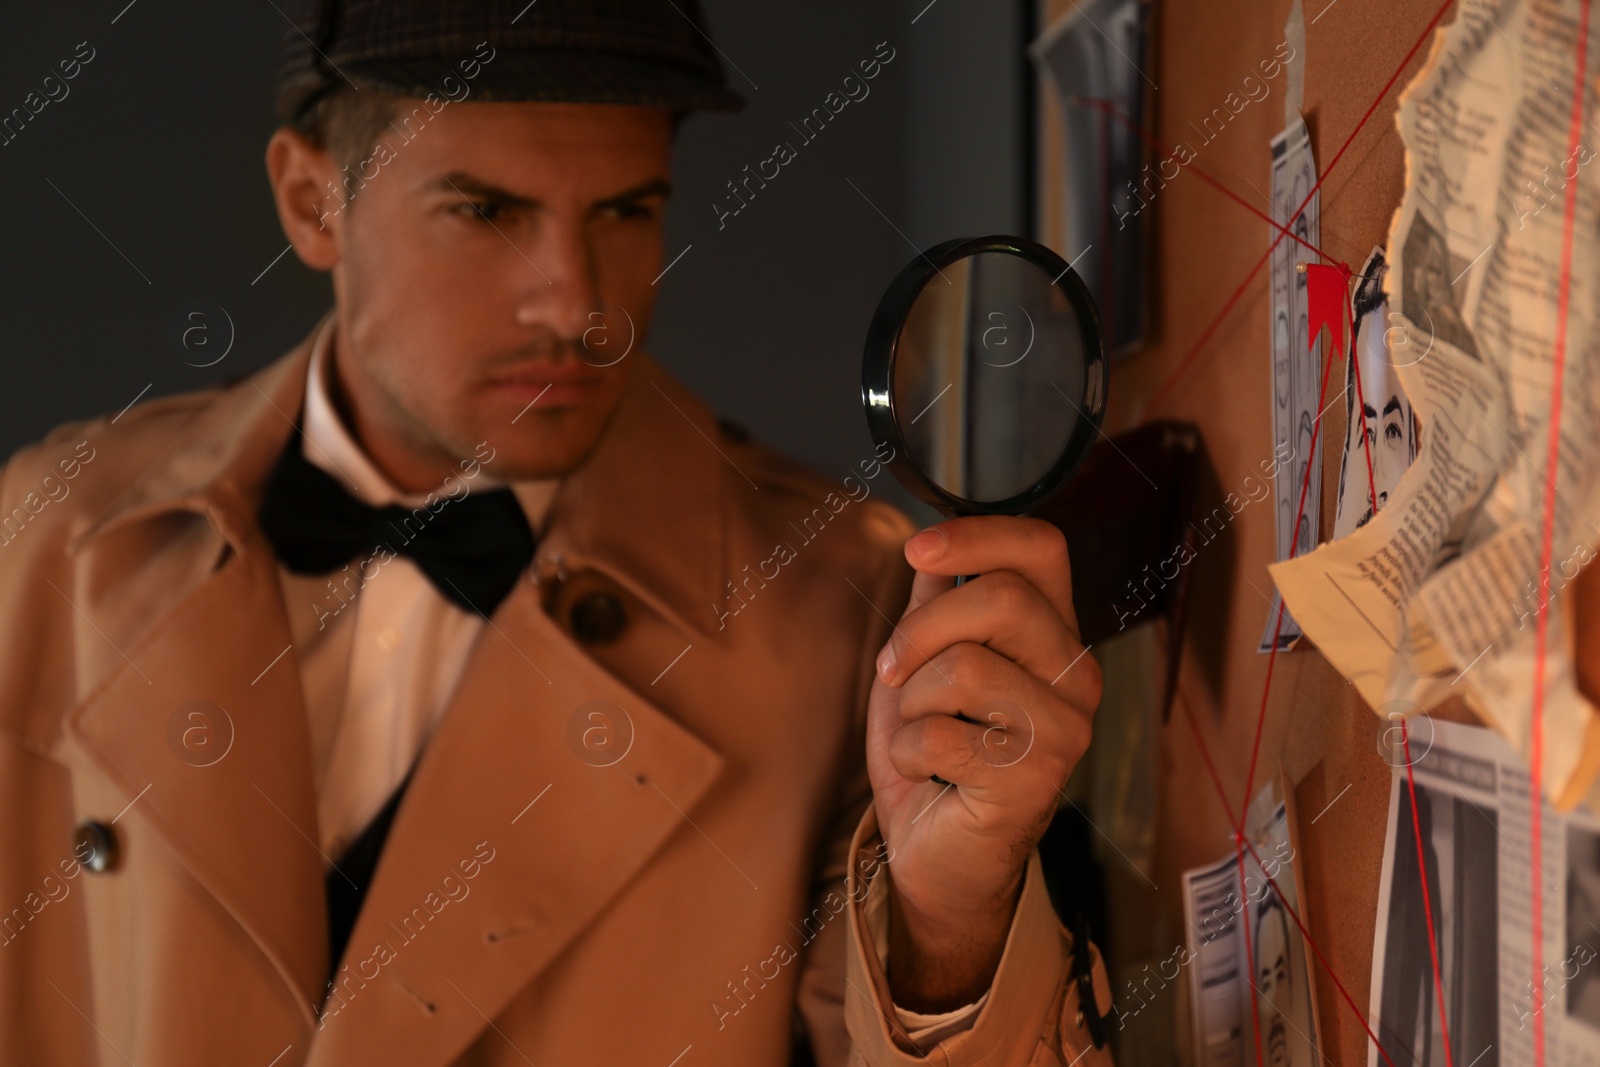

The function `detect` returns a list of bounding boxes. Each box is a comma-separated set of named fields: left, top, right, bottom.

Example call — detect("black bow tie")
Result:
left=258, top=432, right=537, bottom=615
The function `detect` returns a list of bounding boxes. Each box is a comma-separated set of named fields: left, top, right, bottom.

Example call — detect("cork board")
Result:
left=1034, top=1, right=1486, bottom=1062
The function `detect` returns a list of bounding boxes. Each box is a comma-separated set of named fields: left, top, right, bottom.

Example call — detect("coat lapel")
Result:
left=62, top=538, right=330, bottom=1024
left=304, top=577, right=724, bottom=1065
left=61, top=327, right=331, bottom=1026
left=304, top=348, right=735, bottom=1066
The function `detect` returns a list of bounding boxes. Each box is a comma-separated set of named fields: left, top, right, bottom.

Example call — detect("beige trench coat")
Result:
left=0, top=314, right=1114, bottom=1066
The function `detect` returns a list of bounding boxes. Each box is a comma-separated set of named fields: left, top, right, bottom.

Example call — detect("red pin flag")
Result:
left=1303, top=261, right=1354, bottom=360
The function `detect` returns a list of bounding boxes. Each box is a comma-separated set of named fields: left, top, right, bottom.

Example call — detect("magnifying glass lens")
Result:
left=863, top=236, right=1107, bottom=517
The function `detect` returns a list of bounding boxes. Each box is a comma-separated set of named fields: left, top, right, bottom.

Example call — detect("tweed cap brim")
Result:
left=276, top=0, right=748, bottom=125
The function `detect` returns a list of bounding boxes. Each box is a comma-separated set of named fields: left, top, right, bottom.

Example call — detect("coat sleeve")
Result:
left=840, top=806, right=1117, bottom=1067
left=793, top=510, right=1117, bottom=1067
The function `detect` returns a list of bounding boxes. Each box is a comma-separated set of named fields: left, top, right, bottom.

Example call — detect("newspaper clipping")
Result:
left=1184, top=781, right=1322, bottom=1066
left=1269, top=0, right=1600, bottom=805
left=1261, top=116, right=1324, bottom=654
left=1369, top=717, right=1600, bottom=1065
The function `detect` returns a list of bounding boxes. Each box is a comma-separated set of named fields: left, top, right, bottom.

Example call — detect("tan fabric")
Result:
left=287, top=315, right=559, bottom=861
left=0, top=313, right=1114, bottom=1066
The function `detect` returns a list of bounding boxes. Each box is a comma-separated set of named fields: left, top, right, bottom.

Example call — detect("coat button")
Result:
left=569, top=591, right=627, bottom=644
left=74, top=821, right=118, bottom=874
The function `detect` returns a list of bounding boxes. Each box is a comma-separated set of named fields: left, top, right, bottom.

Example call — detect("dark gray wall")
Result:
left=0, top=0, right=329, bottom=456
left=0, top=0, right=1030, bottom=521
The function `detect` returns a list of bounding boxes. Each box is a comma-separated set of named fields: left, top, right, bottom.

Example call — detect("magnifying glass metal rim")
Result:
left=861, top=234, right=1109, bottom=517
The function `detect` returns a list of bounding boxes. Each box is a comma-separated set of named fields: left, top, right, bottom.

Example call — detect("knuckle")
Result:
left=941, top=641, right=992, bottom=692
left=931, top=712, right=969, bottom=747
left=962, top=724, right=993, bottom=767
left=984, top=570, right=1034, bottom=618
left=885, top=627, right=905, bottom=664
left=1062, top=715, right=1093, bottom=770
left=887, top=740, right=920, bottom=779
left=889, top=720, right=926, bottom=762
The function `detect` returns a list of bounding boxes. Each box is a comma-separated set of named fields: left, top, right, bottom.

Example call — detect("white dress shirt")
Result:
left=278, top=318, right=557, bottom=860
left=277, top=318, right=984, bottom=1038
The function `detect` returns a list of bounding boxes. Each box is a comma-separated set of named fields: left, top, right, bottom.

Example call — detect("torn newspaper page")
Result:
left=1269, top=0, right=1600, bottom=805
left=1368, top=717, right=1600, bottom=1063
left=1332, top=247, right=1419, bottom=540
left=1261, top=116, right=1324, bottom=653
left=1183, top=779, right=1322, bottom=1066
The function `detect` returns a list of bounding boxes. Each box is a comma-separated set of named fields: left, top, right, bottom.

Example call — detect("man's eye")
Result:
left=604, top=202, right=656, bottom=221
left=1385, top=423, right=1402, bottom=441
left=453, top=200, right=502, bottom=223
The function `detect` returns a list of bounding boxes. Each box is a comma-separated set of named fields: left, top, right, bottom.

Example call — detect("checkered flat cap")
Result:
left=276, top=0, right=747, bottom=124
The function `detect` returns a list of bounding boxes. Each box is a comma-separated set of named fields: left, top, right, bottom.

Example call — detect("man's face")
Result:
left=1256, top=907, right=1291, bottom=1067
left=1342, top=313, right=1410, bottom=528
left=1369, top=395, right=1407, bottom=493
left=1414, top=233, right=1452, bottom=310
left=276, top=101, right=673, bottom=488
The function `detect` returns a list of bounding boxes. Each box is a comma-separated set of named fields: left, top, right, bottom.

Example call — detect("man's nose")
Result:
left=515, top=223, right=601, bottom=342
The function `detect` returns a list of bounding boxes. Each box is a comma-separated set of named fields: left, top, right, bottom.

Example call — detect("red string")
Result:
left=1402, top=722, right=1456, bottom=1067
left=1237, top=284, right=1341, bottom=835
left=1125, top=0, right=1460, bottom=1050
left=1069, top=96, right=1334, bottom=267
left=1144, top=0, right=1460, bottom=416
left=1530, top=1, right=1591, bottom=1061
left=1350, top=281, right=1451, bottom=1061
left=1177, top=684, right=1240, bottom=828
left=1351, top=275, right=1453, bottom=1062
left=1070, top=4, right=1587, bottom=1064
left=1236, top=831, right=1407, bottom=1067
left=1176, top=694, right=1408, bottom=1067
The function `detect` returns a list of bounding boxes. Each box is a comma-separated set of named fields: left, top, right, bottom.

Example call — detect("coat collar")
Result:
left=70, top=310, right=732, bottom=640
left=57, top=311, right=737, bottom=1042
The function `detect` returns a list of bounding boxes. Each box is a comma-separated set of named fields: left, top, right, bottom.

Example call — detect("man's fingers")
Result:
left=886, top=710, right=1089, bottom=797
left=903, top=516, right=1076, bottom=624
left=902, top=568, right=956, bottom=617
left=877, top=570, right=1089, bottom=693
left=897, top=641, right=1099, bottom=737
left=886, top=712, right=1002, bottom=788
left=887, top=692, right=1091, bottom=793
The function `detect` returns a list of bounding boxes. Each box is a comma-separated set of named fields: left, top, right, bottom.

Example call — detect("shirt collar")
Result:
left=301, top=315, right=559, bottom=529
left=71, top=308, right=730, bottom=640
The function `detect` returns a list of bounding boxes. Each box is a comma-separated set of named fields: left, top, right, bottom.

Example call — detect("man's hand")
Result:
left=866, top=515, right=1102, bottom=1014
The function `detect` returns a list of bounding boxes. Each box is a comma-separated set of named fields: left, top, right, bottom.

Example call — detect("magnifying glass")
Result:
left=862, top=234, right=1108, bottom=525
left=862, top=236, right=1107, bottom=784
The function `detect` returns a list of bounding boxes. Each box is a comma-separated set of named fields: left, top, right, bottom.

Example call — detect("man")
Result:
left=1399, top=212, right=1479, bottom=360
left=1253, top=890, right=1294, bottom=1067
left=0, top=2, right=1110, bottom=1064
left=1377, top=781, right=1444, bottom=1067
left=1333, top=250, right=1416, bottom=539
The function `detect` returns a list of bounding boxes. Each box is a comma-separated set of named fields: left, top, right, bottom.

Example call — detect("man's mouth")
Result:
left=482, top=363, right=605, bottom=407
